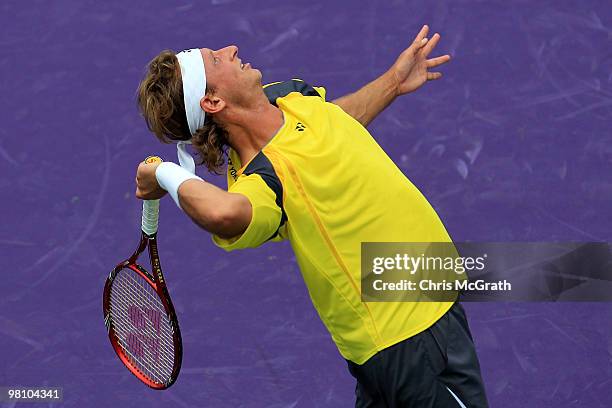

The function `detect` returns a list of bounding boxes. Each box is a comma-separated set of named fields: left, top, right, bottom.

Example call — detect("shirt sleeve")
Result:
left=212, top=173, right=282, bottom=251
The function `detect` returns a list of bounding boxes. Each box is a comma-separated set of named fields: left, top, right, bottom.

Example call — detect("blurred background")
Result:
left=1, top=0, right=611, bottom=406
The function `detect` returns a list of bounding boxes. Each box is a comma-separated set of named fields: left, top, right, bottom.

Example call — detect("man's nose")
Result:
left=219, top=45, right=238, bottom=59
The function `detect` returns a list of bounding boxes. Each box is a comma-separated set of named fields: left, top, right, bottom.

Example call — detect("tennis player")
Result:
left=135, top=25, right=488, bottom=407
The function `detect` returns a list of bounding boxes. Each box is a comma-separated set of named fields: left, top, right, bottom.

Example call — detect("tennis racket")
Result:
left=103, top=156, right=182, bottom=389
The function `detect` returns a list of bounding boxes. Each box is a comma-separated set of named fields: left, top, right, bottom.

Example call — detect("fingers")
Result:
left=422, top=32, right=441, bottom=57
left=413, top=24, right=429, bottom=45
left=426, top=54, right=451, bottom=68
left=135, top=176, right=143, bottom=199
left=409, top=25, right=429, bottom=54
left=424, top=49, right=451, bottom=82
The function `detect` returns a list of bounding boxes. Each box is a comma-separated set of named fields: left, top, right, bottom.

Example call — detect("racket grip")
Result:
left=141, top=155, right=162, bottom=236
left=142, top=199, right=160, bottom=235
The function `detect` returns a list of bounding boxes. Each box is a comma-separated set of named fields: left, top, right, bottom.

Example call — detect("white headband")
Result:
left=176, top=49, right=207, bottom=135
left=177, top=140, right=196, bottom=174
left=175, top=48, right=206, bottom=173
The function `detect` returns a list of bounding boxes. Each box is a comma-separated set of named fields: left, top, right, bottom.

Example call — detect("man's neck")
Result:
left=223, top=97, right=284, bottom=168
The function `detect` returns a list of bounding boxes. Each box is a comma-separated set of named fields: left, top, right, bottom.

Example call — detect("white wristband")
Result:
left=155, top=162, right=203, bottom=210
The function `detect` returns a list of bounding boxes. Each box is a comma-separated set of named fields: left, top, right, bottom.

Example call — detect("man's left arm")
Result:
left=332, top=25, right=451, bottom=128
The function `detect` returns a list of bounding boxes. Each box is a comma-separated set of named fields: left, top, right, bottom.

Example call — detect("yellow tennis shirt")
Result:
left=212, top=80, right=455, bottom=364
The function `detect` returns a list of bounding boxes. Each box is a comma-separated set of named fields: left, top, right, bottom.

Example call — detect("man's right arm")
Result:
left=177, top=179, right=252, bottom=239
left=137, top=160, right=277, bottom=243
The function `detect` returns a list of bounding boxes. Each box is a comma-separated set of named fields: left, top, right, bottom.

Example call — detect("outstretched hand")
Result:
left=389, top=25, right=451, bottom=96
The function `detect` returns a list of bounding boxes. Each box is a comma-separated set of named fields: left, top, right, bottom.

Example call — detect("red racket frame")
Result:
left=103, top=231, right=182, bottom=389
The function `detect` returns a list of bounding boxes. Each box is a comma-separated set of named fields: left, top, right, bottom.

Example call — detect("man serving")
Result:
left=135, top=25, right=488, bottom=407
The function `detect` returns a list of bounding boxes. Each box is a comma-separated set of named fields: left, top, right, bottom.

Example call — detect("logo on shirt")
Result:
left=295, top=122, right=306, bottom=132
left=228, top=157, right=239, bottom=181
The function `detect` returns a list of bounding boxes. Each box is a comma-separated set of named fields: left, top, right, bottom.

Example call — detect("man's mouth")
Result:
left=240, top=62, right=250, bottom=70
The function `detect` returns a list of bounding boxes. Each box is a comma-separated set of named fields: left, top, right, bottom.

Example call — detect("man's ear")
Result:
left=200, top=94, right=225, bottom=115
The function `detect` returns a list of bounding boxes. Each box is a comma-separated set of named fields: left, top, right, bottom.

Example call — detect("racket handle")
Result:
left=141, top=156, right=162, bottom=236
left=142, top=199, right=160, bottom=235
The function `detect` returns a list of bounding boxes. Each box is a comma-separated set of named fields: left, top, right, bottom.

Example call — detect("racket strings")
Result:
left=110, top=272, right=175, bottom=382
left=112, top=272, right=175, bottom=362
left=112, top=284, right=175, bottom=369
left=109, top=268, right=176, bottom=384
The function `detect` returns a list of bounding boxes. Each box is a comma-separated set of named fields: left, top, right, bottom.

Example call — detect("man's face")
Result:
left=199, top=45, right=261, bottom=107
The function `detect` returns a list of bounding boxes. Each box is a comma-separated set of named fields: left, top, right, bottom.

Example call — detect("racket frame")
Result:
left=103, top=218, right=183, bottom=390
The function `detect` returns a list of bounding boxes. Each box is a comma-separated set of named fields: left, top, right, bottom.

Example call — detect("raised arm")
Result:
left=332, top=72, right=398, bottom=128
left=332, top=25, right=451, bottom=128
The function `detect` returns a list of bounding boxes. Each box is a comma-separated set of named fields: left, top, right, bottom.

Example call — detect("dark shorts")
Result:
left=347, top=303, right=488, bottom=408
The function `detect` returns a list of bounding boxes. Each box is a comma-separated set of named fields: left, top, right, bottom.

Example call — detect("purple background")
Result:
left=1, top=0, right=611, bottom=406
